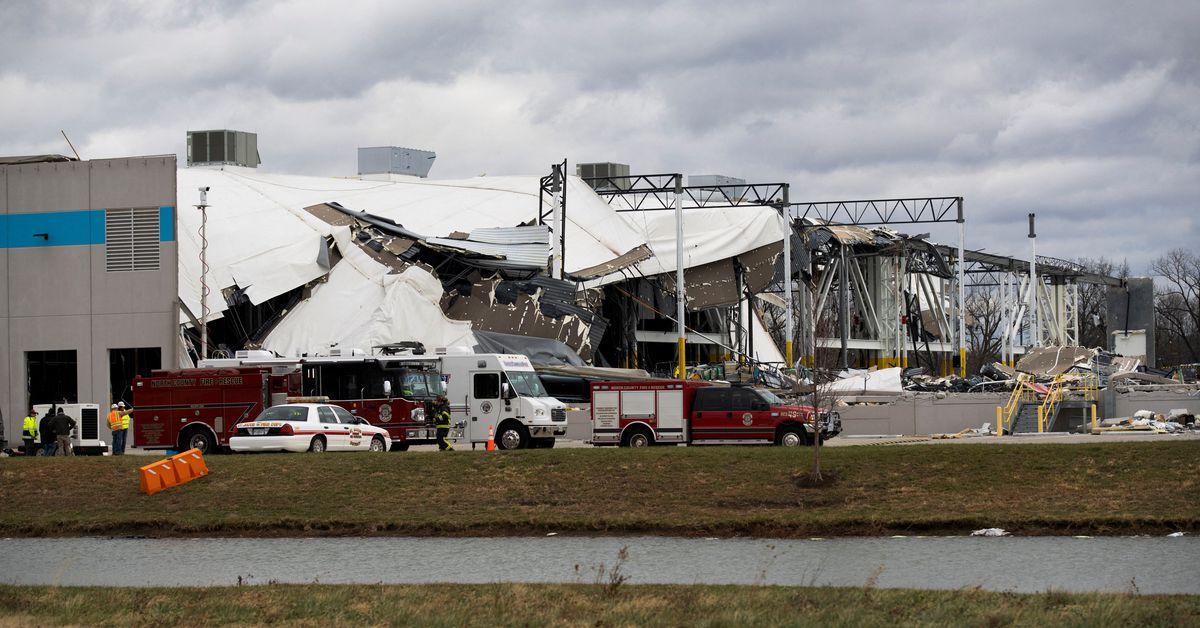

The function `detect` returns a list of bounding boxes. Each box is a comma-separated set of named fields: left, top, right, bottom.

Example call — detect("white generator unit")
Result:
left=33, top=403, right=108, bottom=456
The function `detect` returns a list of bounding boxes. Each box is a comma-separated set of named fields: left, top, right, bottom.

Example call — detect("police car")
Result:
left=229, top=404, right=390, bottom=453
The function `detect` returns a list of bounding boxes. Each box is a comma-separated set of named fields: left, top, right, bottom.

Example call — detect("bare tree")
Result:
left=1073, top=257, right=1129, bottom=349
left=964, top=289, right=1003, bottom=374
left=1152, top=249, right=1200, bottom=364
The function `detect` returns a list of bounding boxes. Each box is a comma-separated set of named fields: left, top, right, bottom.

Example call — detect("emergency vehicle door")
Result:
left=730, top=387, right=771, bottom=440
left=469, top=372, right=501, bottom=443
left=316, top=406, right=349, bottom=450
left=689, top=387, right=731, bottom=441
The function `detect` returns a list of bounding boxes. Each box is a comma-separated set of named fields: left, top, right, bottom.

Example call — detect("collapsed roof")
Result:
left=176, top=167, right=788, bottom=361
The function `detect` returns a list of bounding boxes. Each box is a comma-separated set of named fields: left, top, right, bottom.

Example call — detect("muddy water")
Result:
left=1, top=536, right=1195, bottom=593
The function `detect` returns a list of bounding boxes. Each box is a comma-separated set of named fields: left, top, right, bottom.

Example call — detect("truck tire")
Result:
left=496, top=422, right=529, bottom=450
left=621, top=427, right=654, bottom=448
left=181, top=428, right=217, bottom=455
left=307, top=436, right=327, bottom=453
left=777, top=426, right=806, bottom=447
left=369, top=436, right=387, bottom=452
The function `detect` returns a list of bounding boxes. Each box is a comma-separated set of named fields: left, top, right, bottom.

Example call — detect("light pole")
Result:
left=674, top=174, right=686, bottom=379
left=197, top=186, right=211, bottom=361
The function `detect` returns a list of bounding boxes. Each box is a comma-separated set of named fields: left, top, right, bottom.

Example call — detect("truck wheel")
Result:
left=777, top=427, right=806, bottom=447
left=622, top=428, right=654, bottom=448
left=369, top=436, right=387, bottom=452
left=496, top=423, right=529, bottom=450
left=308, top=436, right=326, bottom=453
left=182, top=428, right=216, bottom=455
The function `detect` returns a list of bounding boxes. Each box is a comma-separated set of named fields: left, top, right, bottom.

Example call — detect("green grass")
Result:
left=0, top=441, right=1196, bottom=537
left=0, top=584, right=1196, bottom=626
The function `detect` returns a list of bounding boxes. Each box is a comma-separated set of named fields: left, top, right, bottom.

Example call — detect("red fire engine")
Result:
left=589, top=380, right=841, bottom=447
left=133, top=349, right=444, bottom=453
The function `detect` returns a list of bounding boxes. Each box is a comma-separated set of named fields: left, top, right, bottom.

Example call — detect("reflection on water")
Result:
left=0, top=536, right=1195, bottom=594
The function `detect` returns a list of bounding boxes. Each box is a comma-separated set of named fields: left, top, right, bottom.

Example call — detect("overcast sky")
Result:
left=2, top=1, right=1196, bottom=272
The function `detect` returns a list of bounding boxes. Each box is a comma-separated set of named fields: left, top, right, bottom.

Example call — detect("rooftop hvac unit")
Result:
left=577, top=162, right=631, bottom=191
left=358, top=146, right=436, bottom=177
left=188, top=130, right=261, bottom=168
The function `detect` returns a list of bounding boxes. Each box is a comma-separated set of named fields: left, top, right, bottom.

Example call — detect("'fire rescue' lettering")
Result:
left=152, top=376, right=245, bottom=388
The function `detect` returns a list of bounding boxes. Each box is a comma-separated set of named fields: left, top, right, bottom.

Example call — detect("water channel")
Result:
left=1, top=536, right=1195, bottom=593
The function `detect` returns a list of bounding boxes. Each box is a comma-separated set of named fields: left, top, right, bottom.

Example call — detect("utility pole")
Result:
left=780, top=185, right=794, bottom=368
left=1028, top=213, right=1039, bottom=347
left=549, top=165, right=563, bottom=279
left=197, top=187, right=211, bottom=361
left=956, top=198, right=966, bottom=377
left=675, top=174, right=686, bottom=379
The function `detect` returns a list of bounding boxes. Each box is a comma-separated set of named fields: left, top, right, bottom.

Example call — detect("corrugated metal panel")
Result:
left=424, top=237, right=549, bottom=267
left=466, top=225, right=550, bottom=245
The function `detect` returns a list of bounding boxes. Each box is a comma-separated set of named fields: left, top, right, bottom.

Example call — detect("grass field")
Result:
left=1, top=583, right=1197, bottom=626
left=0, top=441, right=1196, bottom=537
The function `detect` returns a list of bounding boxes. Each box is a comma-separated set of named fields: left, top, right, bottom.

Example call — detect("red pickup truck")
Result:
left=589, top=379, right=841, bottom=447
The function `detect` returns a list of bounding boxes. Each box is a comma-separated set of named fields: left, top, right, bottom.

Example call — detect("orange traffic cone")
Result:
left=486, top=424, right=496, bottom=451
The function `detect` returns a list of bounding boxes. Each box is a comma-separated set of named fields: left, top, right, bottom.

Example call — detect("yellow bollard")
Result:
left=1037, top=407, right=1044, bottom=433
left=995, top=406, right=1003, bottom=437
left=1091, top=404, right=1098, bottom=431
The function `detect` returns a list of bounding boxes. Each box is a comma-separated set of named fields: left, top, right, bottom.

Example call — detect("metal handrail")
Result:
left=1000, top=374, right=1035, bottom=431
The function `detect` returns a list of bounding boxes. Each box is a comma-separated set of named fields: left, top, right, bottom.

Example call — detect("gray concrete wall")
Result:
left=1110, top=389, right=1200, bottom=419
left=837, top=393, right=1010, bottom=436
left=1, top=156, right=177, bottom=450
left=1107, top=278, right=1156, bottom=365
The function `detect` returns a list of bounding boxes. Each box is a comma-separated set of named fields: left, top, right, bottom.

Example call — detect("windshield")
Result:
left=257, top=406, right=309, bottom=422
left=756, top=389, right=786, bottom=405
left=505, top=371, right=547, bottom=397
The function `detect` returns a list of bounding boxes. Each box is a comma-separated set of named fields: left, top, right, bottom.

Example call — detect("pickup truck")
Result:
left=590, top=379, right=840, bottom=447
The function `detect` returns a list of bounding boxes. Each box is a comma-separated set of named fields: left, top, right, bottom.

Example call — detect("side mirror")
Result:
left=383, top=380, right=393, bottom=398
left=502, top=382, right=514, bottom=400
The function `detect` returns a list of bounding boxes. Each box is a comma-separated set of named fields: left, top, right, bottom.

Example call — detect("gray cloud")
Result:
left=1, top=0, right=1196, bottom=271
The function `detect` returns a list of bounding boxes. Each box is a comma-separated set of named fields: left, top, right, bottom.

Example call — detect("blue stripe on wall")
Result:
left=159, top=206, right=175, bottom=242
left=0, top=206, right=176, bottom=248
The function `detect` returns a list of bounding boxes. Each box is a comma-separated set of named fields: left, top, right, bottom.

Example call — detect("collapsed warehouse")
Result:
left=175, top=136, right=1194, bottom=436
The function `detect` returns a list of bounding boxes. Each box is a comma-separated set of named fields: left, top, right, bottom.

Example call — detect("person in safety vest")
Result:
left=109, top=401, right=132, bottom=455
left=22, top=409, right=38, bottom=456
left=433, top=395, right=453, bottom=451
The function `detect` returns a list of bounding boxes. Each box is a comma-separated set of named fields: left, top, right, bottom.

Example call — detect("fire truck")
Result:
left=133, top=345, right=568, bottom=453
left=589, top=380, right=841, bottom=447
left=133, top=347, right=443, bottom=454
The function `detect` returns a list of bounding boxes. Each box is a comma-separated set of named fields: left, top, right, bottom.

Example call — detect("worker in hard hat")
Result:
left=113, top=402, right=132, bottom=455
left=433, top=395, right=453, bottom=451
left=21, top=408, right=38, bottom=456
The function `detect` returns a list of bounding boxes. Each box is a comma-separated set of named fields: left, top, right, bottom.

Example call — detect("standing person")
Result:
left=52, top=408, right=75, bottom=456
left=22, top=409, right=39, bottom=456
left=107, top=404, right=122, bottom=454
left=39, top=410, right=56, bottom=456
left=433, top=395, right=453, bottom=451
left=117, top=402, right=132, bottom=454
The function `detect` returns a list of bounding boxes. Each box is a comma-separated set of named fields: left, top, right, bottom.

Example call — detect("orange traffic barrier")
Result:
left=139, top=460, right=178, bottom=496
left=140, top=449, right=209, bottom=495
left=170, top=448, right=209, bottom=483
left=486, top=424, right=496, bottom=451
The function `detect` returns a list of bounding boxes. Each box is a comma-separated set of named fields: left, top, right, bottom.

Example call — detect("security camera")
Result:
left=198, top=186, right=210, bottom=192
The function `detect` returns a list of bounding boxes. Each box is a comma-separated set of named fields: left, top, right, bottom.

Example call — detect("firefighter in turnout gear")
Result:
left=22, top=409, right=38, bottom=456
left=433, top=395, right=453, bottom=451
